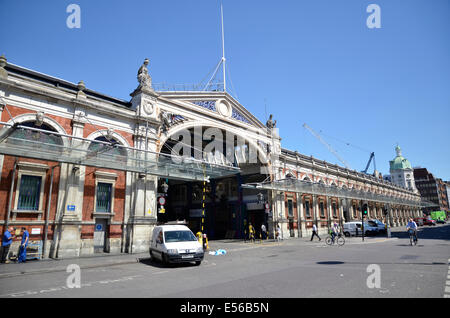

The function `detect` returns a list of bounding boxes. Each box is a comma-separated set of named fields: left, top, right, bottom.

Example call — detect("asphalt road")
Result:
left=1, top=224, right=449, bottom=299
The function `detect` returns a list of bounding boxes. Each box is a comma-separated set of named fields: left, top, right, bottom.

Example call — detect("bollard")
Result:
left=202, top=233, right=209, bottom=250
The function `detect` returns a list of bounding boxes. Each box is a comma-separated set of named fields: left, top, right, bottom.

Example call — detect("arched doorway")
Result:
left=157, top=124, right=270, bottom=239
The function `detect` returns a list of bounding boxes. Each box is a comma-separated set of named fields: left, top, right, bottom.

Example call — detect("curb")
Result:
left=0, top=257, right=141, bottom=279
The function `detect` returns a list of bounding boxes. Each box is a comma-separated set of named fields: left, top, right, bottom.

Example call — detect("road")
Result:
left=0, top=224, right=449, bottom=299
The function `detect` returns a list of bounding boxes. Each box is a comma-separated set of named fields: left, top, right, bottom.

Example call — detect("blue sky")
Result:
left=1, top=0, right=449, bottom=180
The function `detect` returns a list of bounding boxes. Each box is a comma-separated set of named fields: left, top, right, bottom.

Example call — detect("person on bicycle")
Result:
left=331, top=222, right=339, bottom=243
left=406, top=218, right=418, bottom=243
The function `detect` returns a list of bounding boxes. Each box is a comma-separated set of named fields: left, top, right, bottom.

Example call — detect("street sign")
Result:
left=158, top=197, right=166, bottom=206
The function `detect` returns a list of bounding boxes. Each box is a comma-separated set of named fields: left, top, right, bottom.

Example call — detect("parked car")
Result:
left=413, top=217, right=424, bottom=226
left=149, top=224, right=204, bottom=266
left=436, top=219, right=446, bottom=224
left=343, top=221, right=378, bottom=237
left=423, top=218, right=436, bottom=226
left=368, top=219, right=386, bottom=233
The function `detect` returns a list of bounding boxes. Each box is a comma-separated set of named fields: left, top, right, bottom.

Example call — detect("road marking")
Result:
left=445, top=259, right=450, bottom=298
left=0, top=275, right=142, bottom=298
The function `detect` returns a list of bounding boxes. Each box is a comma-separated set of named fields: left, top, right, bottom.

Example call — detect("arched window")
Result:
left=87, top=136, right=127, bottom=158
left=7, top=121, right=64, bottom=152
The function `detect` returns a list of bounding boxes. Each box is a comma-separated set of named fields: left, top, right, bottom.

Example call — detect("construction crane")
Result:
left=362, top=152, right=376, bottom=174
left=302, top=123, right=351, bottom=170
left=304, top=125, right=378, bottom=176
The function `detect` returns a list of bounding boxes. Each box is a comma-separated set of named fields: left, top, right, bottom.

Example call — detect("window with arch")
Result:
left=304, top=199, right=311, bottom=218
left=87, top=136, right=127, bottom=158
left=7, top=121, right=64, bottom=152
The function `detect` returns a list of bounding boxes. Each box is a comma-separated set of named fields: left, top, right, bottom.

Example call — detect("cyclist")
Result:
left=330, top=222, right=339, bottom=243
left=406, top=218, right=418, bottom=244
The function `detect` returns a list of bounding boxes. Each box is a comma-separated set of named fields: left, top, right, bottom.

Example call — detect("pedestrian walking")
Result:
left=276, top=224, right=281, bottom=241
left=18, top=227, right=29, bottom=263
left=310, top=223, right=321, bottom=241
left=1, top=226, right=15, bottom=264
left=249, top=223, right=255, bottom=242
left=261, top=224, right=267, bottom=240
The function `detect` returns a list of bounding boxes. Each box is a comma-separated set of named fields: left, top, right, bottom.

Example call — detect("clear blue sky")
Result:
left=1, top=0, right=449, bottom=180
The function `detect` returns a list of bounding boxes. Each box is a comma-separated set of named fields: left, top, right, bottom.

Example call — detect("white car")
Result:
left=343, top=221, right=378, bottom=237
left=149, top=224, right=204, bottom=266
left=368, top=219, right=386, bottom=233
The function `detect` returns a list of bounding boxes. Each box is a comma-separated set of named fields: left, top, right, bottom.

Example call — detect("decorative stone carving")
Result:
left=217, top=99, right=232, bottom=118
left=76, top=80, right=86, bottom=99
left=158, top=111, right=186, bottom=134
left=159, top=111, right=173, bottom=133
left=0, top=55, right=7, bottom=79
left=266, top=114, right=276, bottom=129
left=137, top=58, right=154, bottom=92
left=35, top=111, right=45, bottom=127
left=142, top=99, right=154, bottom=116
left=105, top=128, right=114, bottom=141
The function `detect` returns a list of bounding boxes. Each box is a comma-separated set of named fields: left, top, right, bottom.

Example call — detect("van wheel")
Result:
left=162, top=253, right=170, bottom=266
left=344, top=232, right=350, bottom=237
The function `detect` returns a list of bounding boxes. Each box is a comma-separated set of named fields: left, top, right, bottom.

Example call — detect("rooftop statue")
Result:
left=266, top=114, right=277, bottom=129
left=137, top=58, right=153, bottom=91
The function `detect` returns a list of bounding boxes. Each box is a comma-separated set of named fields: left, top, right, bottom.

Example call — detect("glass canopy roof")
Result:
left=242, top=178, right=430, bottom=208
left=0, top=123, right=240, bottom=182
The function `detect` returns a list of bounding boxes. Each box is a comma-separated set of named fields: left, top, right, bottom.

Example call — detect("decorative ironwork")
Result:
left=232, top=108, right=251, bottom=124
left=192, top=101, right=216, bottom=112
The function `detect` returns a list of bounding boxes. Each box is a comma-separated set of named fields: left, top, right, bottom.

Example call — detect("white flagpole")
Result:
left=221, top=2, right=226, bottom=92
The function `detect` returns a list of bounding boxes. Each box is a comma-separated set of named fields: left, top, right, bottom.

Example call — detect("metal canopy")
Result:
left=242, top=178, right=430, bottom=208
left=0, top=123, right=240, bottom=182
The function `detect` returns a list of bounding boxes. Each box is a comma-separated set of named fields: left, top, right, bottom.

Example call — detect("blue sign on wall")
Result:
left=67, top=205, right=76, bottom=211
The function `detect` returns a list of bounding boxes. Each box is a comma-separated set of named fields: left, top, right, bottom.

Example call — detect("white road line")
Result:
left=445, top=260, right=450, bottom=298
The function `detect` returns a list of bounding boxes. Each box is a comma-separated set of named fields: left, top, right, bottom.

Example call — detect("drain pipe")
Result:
left=42, top=164, right=57, bottom=259
left=5, top=158, right=18, bottom=231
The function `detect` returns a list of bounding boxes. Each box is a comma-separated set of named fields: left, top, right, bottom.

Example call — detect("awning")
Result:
left=242, top=178, right=431, bottom=208
left=0, top=123, right=240, bottom=182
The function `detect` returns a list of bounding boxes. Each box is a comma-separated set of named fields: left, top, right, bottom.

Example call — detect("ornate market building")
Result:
left=0, top=55, right=424, bottom=258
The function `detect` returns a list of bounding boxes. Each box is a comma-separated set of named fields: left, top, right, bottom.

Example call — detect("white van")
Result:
left=343, top=221, right=378, bottom=237
left=149, top=224, right=204, bottom=266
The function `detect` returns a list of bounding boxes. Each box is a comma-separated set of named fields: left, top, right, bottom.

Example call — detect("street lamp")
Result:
left=383, top=203, right=391, bottom=238
left=161, top=181, right=169, bottom=194
left=257, top=192, right=264, bottom=204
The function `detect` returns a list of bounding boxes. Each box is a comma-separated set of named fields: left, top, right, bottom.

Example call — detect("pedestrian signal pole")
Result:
left=362, top=201, right=368, bottom=242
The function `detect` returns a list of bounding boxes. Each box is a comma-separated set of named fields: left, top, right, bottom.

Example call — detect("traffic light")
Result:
left=362, top=203, right=368, bottom=216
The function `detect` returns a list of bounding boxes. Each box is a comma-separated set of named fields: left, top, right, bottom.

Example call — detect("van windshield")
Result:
left=164, top=230, right=197, bottom=243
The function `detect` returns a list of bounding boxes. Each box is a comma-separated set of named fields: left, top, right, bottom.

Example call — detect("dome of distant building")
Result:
left=389, top=145, right=417, bottom=192
left=389, top=146, right=412, bottom=170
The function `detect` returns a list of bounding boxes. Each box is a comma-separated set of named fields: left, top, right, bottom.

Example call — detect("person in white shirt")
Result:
left=331, top=222, right=339, bottom=243
left=406, top=218, right=418, bottom=242
left=311, top=223, right=321, bottom=241
left=261, top=224, right=267, bottom=240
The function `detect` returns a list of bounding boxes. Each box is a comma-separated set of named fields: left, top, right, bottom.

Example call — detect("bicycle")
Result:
left=325, top=233, right=345, bottom=246
left=408, top=229, right=418, bottom=246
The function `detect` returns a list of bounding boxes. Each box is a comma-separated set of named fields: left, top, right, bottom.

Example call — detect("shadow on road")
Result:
left=316, top=260, right=447, bottom=266
left=138, top=257, right=201, bottom=269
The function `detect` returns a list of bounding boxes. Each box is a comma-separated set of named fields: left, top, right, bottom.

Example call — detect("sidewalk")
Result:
left=0, top=252, right=149, bottom=279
